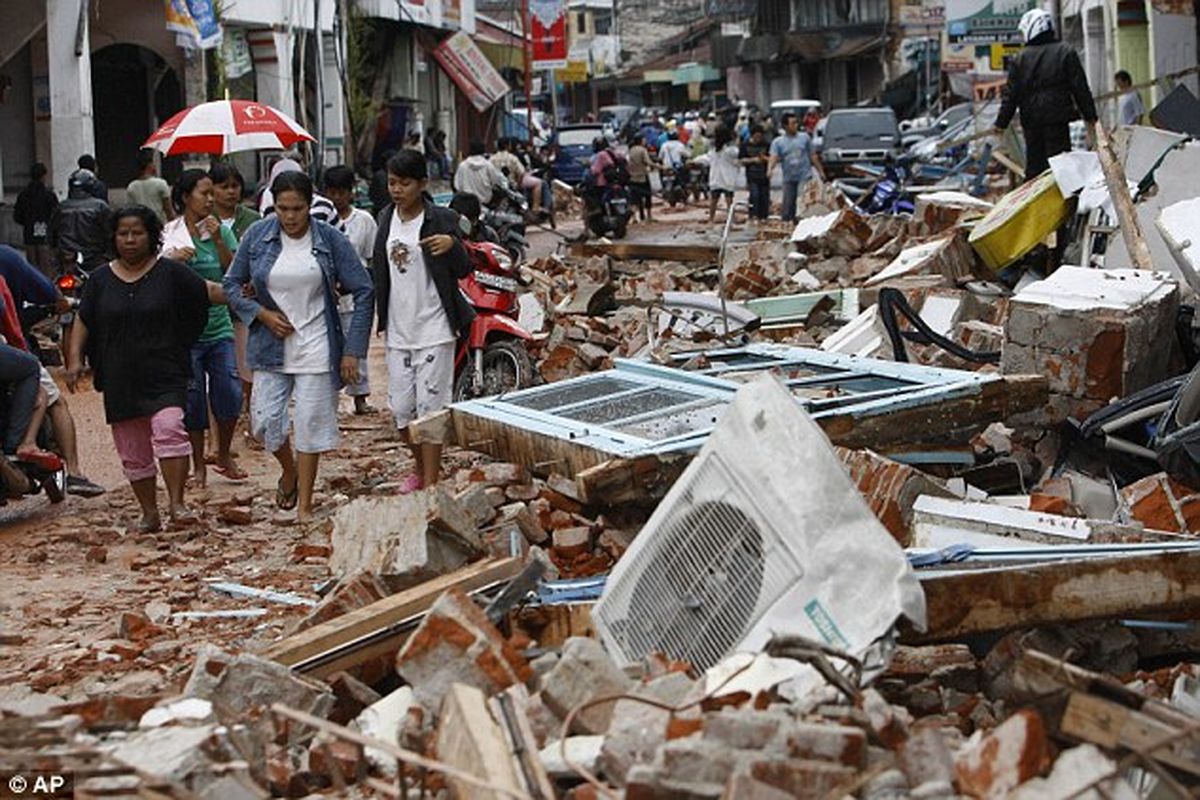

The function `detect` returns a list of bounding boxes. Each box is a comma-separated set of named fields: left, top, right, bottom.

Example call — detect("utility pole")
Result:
left=314, top=0, right=327, bottom=176
left=522, top=0, right=534, bottom=146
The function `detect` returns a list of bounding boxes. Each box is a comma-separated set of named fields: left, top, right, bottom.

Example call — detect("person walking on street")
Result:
left=224, top=171, right=374, bottom=523
left=994, top=8, right=1097, bottom=180
left=768, top=112, right=825, bottom=222
left=739, top=125, right=771, bottom=221
left=1115, top=70, right=1145, bottom=127
left=627, top=134, right=655, bottom=222
left=51, top=170, right=112, bottom=273
left=71, top=155, right=108, bottom=202
left=323, top=164, right=378, bottom=416
left=211, top=163, right=261, bottom=240
left=162, top=170, right=244, bottom=487
left=126, top=150, right=173, bottom=222
left=66, top=206, right=211, bottom=531
left=707, top=126, right=740, bottom=223
left=210, top=161, right=262, bottom=425
left=13, top=163, right=58, bottom=279
left=454, top=141, right=507, bottom=208
left=373, top=150, right=473, bottom=494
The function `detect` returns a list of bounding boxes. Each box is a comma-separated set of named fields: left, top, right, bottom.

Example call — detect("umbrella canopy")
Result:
left=143, top=100, right=315, bottom=156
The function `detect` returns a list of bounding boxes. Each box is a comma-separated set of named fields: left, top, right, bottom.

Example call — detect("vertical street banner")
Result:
left=529, top=0, right=569, bottom=70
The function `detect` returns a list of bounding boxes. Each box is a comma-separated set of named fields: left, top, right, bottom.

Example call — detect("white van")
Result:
left=770, top=99, right=822, bottom=129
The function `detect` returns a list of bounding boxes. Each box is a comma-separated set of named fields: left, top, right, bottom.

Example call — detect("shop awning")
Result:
left=782, top=27, right=885, bottom=61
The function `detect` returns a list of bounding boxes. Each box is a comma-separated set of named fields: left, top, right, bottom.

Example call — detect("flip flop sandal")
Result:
left=137, top=517, right=163, bottom=534
left=276, top=477, right=299, bottom=510
left=213, top=463, right=249, bottom=482
left=16, top=448, right=63, bottom=472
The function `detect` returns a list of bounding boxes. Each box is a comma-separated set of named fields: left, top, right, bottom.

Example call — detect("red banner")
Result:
left=529, top=0, right=568, bottom=69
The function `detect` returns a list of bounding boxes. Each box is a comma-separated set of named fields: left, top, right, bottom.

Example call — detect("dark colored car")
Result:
left=818, top=108, right=901, bottom=177
left=553, top=123, right=606, bottom=184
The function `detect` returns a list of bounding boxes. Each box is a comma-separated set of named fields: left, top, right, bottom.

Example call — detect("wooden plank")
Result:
left=260, top=558, right=522, bottom=674
left=575, top=455, right=688, bottom=506
left=1058, top=692, right=1200, bottom=776
left=565, top=230, right=755, bottom=263
left=436, top=684, right=530, bottom=800
left=1094, top=124, right=1154, bottom=270
left=905, top=551, right=1200, bottom=643
left=819, top=375, right=1048, bottom=450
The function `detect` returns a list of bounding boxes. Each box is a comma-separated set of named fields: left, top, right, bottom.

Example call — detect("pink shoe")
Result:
left=396, top=474, right=425, bottom=495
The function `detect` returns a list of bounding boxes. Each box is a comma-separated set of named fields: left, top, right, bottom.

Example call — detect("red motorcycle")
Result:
left=453, top=240, right=538, bottom=401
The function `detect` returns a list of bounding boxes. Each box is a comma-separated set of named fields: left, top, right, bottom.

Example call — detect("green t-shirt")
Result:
left=189, top=224, right=239, bottom=342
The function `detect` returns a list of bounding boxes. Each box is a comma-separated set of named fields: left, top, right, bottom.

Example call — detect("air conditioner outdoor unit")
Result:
left=592, top=375, right=926, bottom=677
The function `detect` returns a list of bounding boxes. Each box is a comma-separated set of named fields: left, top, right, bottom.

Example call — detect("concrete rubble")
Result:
left=9, top=130, right=1200, bottom=800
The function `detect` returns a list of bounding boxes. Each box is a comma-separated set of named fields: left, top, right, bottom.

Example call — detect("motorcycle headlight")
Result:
left=475, top=272, right=519, bottom=293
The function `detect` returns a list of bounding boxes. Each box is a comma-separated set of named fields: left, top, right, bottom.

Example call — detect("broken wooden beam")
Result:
left=574, top=455, right=688, bottom=506
left=1094, top=124, right=1154, bottom=271
left=260, top=557, right=522, bottom=679
left=819, top=375, right=1048, bottom=450
left=905, top=550, right=1200, bottom=643
left=1057, top=691, right=1200, bottom=777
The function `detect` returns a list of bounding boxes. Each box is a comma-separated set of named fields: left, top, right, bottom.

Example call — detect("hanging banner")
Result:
left=529, top=0, right=568, bottom=70
left=164, top=0, right=222, bottom=50
left=433, top=31, right=510, bottom=112
left=222, top=28, right=253, bottom=79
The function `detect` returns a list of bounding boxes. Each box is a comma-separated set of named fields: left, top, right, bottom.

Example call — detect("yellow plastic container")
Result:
left=968, top=171, right=1071, bottom=273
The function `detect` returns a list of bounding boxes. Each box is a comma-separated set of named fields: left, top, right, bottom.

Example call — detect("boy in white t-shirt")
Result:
left=323, top=165, right=378, bottom=415
left=372, top=150, right=474, bottom=494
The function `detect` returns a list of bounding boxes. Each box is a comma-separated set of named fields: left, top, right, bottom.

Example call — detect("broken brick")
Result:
left=395, top=587, right=532, bottom=714
left=954, top=709, right=1051, bottom=799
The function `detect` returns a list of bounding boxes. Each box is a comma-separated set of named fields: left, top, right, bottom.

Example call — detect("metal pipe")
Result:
left=716, top=200, right=748, bottom=341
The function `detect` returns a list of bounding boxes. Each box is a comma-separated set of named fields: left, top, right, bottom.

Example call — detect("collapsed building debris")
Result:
left=13, top=121, right=1200, bottom=800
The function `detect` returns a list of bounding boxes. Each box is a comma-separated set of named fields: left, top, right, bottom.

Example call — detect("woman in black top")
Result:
left=65, top=206, right=210, bottom=532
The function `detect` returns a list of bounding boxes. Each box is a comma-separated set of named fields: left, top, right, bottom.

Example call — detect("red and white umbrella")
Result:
left=143, top=100, right=315, bottom=156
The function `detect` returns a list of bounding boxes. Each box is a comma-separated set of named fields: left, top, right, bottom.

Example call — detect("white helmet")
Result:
left=1018, top=8, right=1054, bottom=44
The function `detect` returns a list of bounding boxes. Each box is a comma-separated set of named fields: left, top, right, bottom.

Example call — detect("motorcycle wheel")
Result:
left=453, top=340, right=538, bottom=402
left=613, top=220, right=628, bottom=240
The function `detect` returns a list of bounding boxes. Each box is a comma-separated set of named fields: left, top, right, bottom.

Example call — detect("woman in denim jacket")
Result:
left=224, top=171, right=374, bottom=522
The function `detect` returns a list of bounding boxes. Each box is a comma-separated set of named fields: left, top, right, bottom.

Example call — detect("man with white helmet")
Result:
left=995, top=8, right=1098, bottom=181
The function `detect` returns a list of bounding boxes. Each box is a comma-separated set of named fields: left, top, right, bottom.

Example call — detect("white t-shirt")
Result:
left=341, top=207, right=377, bottom=265
left=267, top=229, right=330, bottom=374
left=709, top=143, right=740, bottom=192
left=337, top=207, right=378, bottom=314
left=385, top=210, right=454, bottom=350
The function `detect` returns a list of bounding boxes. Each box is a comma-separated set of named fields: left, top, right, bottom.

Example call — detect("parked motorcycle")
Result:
left=484, top=181, right=530, bottom=264
left=453, top=239, right=538, bottom=401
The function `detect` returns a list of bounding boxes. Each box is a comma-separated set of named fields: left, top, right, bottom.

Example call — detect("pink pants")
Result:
left=110, top=406, right=192, bottom=482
